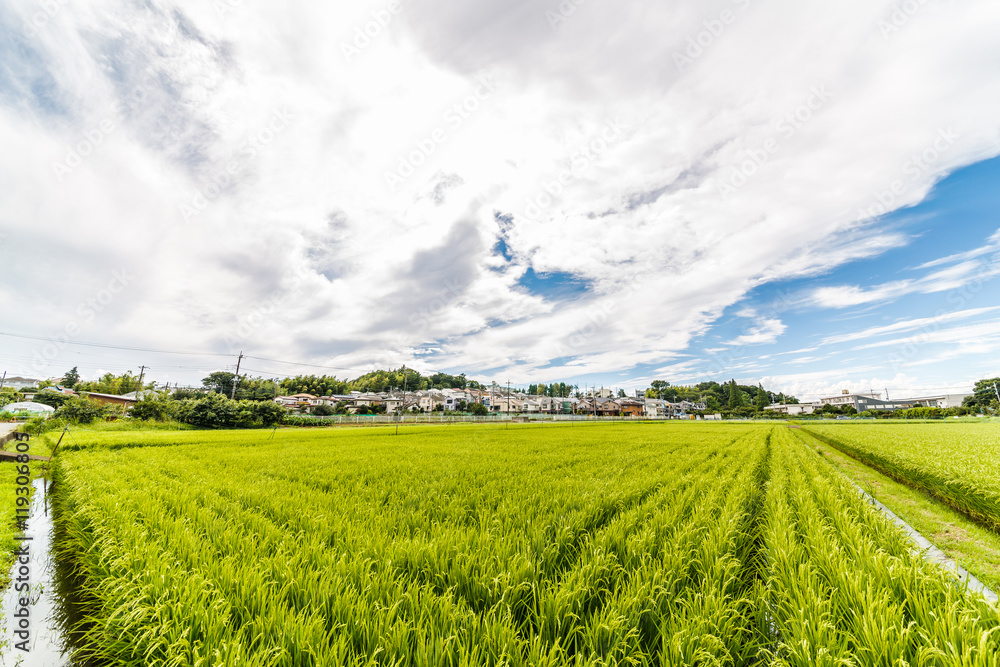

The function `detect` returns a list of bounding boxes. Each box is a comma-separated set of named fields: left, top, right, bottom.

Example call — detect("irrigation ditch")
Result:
left=791, top=426, right=999, bottom=605
left=1, top=429, right=86, bottom=666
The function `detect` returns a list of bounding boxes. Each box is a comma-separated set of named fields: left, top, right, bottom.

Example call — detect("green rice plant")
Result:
left=45, top=422, right=1000, bottom=666
left=803, top=423, right=1000, bottom=529
left=762, top=427, right=1000, bottom=666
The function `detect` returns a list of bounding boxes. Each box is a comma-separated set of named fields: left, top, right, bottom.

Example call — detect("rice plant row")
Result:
left=49, top=423, right=999, bottom=665
left=803, top=422, right=1000, bottom=530
left=763, top=427, right=1000, bottom=666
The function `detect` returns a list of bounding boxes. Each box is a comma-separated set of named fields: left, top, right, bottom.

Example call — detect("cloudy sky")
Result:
left=1, top=0, right=999, bottom=400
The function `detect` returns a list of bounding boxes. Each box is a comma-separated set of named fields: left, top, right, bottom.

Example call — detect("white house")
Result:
left=1, top=377, right=43, bottom=390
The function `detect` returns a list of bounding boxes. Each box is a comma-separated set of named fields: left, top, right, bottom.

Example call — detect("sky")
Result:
left=1, top=0, right=999, bottom=400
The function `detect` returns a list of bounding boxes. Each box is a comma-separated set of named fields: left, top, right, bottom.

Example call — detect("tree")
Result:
left=75, top=371, right=146, bottom=395
left=649, top=380, right=671, bottom=400
left=755, top=384, right=770, bottom=411
left=63, top=366, right=80, bottom=389
left=32, top=391, right=71, bottom=408
left=617, top=389, right=626, bottom=398
left=130, top=391, right=175, bottom=421
left=964, top=378, right=1000, bottom=411
left=727, top=380, right=745, bottom=408
left=55, top=397, right=111, bottom=424
left=469, top=402, right=489, bottom=416
left=0, top=387, right=24, bottom=408
left=203, top=371, right=237, bottom=396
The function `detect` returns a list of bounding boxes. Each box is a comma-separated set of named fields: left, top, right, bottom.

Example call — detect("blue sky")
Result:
left=0, top=0, right=998, bottom=398
left=635, top=157, right=1000, bottom=399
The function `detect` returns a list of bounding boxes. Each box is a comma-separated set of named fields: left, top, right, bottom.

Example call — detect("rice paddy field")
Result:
left=804, top=422, right=1000, bottom=530
left=22, top=421, right=997, bottom=666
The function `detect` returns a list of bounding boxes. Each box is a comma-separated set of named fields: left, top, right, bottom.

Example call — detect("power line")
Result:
left=243, top=355, right=375, bottom=374
left=0, top=331, right=234, bottom=357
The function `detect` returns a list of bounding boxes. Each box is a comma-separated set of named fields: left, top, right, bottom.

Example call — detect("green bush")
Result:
left=55, top=397, right=112, bottom=424
left=129, top=392, right=176, bottom=422
left=252, top=401, right=287, bottom=427
left=33, top=391, right=72, bottom=408
left=173, top=393, right=286, bottom=429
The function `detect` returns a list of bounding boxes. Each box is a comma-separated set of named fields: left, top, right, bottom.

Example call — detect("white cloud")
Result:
left=757, top=371, right=973, bottom=402
left=724, top=318, right=787, bottom=346
left=853, top=318, right=1000, bottom=351
left=806, top=234, right=1000, bottom=309
left=820, top=306, right=1000, bottom=346
left=2, top=0, right=1000, bottom=385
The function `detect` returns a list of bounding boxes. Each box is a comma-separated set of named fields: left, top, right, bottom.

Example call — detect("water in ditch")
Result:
left=2, top=477, right=73, bottom=666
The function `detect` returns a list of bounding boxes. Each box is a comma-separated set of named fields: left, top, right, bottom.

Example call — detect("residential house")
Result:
left=80, top=392, right=136, bottom=408
left=493, top=396, right=522, bottom=413
left=644, top=399, right=671, bottom=418
left=274, top=393, right=323, bottom=411
left=618, top=399, right=644, bottom=417
left=594, top=398, right=620, bottom=417
left=417, top=392, right=446, bottom=412
left=0, top=377, right=43, bottom=390
left=521, top=398, right=541, bottom=413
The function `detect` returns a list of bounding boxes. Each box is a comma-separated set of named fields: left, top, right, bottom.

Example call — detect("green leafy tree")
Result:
left=63, top=366, right=80, bottom=389
left=727, top=380, right=745, bottom=408
left=0, top=387, right=24, bottom=408
left=55, top=397, right=112, bottom=424
left=252, top=401, right=287, bottom=426
left=963, top=378, right=1000, bottom=411
left=75, top=371, right=147, bottom=395
left=32, top=391, right=71, bottom=408
left=649, top=380, right=670, bottom=400
left=469, top=402, right=489, bottom=416
left=130, top=391, right=176, bottom=421
left=755, top=384, right=770, bottom=410
left=279, top=374, right=350, bottom=396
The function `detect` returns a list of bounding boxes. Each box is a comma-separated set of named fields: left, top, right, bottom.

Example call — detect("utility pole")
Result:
left=885, top=388, right=890, bottom=402
left=397, top=365, right=407, bottom=435
left=0, top=371, right=6, bottom=391
left=136, top=366, right=146, bottom=394
left=231, top=351, right=243, bottom=400
left=506, top=379, right=510, bottom=428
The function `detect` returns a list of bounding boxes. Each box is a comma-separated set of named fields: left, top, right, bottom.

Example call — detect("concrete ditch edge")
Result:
left=852, top=481, right=998, bottom=605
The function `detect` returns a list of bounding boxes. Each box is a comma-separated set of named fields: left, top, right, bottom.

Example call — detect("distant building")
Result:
left=0, top=377, right=43, bottom=390
left=81, top=392, right=136, bottom=408
left=895, top=394, right=971, bottom=409
left=766, top=389, right=929, bottom=414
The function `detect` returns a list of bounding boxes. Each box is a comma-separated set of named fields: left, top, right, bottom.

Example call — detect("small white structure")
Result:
left=2, top=401, right=56, bottom=415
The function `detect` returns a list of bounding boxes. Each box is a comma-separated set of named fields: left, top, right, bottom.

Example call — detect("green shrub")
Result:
left=55, top=397, right=112, bottom=424
left=33, top=391, right=72, bottom=408
left=173, top=393, right=286, bottom=429
left=129, top=392, right=176, bottom=422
